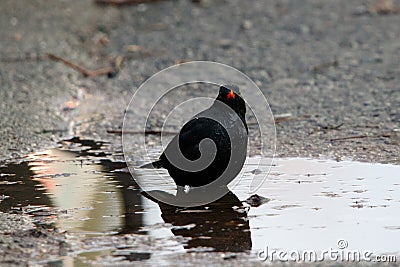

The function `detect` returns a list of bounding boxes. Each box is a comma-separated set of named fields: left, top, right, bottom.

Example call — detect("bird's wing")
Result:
left=161, top=117, right=218, bottom=162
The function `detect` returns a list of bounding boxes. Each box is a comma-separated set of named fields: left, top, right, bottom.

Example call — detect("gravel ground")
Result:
left=0, top=212, right=67, bottom=266
left=0, top=0, right=399, bottom=265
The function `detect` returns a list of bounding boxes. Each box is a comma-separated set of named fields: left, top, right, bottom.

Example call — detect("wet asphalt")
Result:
left=0, top=0, right=399, bottom=163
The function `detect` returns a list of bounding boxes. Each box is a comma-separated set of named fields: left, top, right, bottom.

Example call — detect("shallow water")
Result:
left=0, top=138, right=399, bottom=264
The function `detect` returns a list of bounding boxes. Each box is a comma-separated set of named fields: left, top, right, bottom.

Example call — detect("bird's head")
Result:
left=216, top=85, right=246, bottom=119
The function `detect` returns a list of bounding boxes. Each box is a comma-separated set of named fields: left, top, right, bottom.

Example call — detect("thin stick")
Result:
left=311, top=58, right=339, bottom=72
left=330, top=133, right=392, bottom=141
left=46, top=53, right=116, bottom=77
left=354, top=125, right=381, bottom=129
left=123, top=47, right=167, bottom=60
left=322, top=123, right=344, bottom=130
left=107, top=129, right=178, bottom=135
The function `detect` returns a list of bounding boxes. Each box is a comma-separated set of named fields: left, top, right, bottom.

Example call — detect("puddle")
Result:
left=1, top=139, right=399, bottom=264
left=240, top=158, right=400, bottom=255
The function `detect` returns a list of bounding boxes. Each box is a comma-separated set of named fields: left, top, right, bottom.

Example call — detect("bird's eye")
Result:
left=227, top=90, right=236, bottom=99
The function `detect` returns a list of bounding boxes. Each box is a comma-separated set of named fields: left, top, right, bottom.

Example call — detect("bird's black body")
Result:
left=146, top=85, right=248, bottom=187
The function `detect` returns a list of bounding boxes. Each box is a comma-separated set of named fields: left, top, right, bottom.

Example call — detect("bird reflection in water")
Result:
left=142, top=187, right=252, bottom=252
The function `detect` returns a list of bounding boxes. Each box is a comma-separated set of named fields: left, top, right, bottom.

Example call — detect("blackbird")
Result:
left=142, top=85, right=248, bottom=187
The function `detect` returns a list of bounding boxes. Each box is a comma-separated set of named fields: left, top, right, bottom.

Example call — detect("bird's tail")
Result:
left=139, top=160, right=163, bottom=169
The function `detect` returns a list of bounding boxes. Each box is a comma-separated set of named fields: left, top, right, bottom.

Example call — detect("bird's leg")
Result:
left=176, top=185, right=191, bottom=196
left=184, top=185, right=191, bottom=193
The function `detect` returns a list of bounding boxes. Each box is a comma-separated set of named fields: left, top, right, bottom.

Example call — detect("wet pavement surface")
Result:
left=1, top=137, right=399, bottom=265
left=1, top=0, right=399, bottom=162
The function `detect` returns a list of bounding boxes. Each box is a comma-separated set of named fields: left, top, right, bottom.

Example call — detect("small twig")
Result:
left=330, top=133, right=392, bottom=141
left=270, top=114, right=311, bottom=125
left=123, top=45, right=150, bottom=53
left=310, top=123, right=344, bottom=135
left=274, top=113, right=294, bottom=123
left=108, top=55, right=124, bottom=78
left=311, top=57, right=339, bottom=72
left=95, top=0, right=166, bottom=6
left=107, top=129, right=178, bottom=135
left=38, top=129, right=68, bottom=134
left=322, top=123, right=343, bottom=130
left=46, top=53, right=121, bottom=78
left=354, top=125, right=381, bottom=129
left=175, top=59, right=193, bottom=64
left=247, top=113, right=296, bottom=126
left=123, top=46, right=167, bottom=59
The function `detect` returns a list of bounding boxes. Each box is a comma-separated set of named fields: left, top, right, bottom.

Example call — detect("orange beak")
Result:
left=227, top=90, right=236, bottom=99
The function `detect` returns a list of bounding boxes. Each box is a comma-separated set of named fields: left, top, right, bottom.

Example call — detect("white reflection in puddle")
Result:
left=27, top=149, right=124, bottom=234
left=235, top=158, right=400, bottom=254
